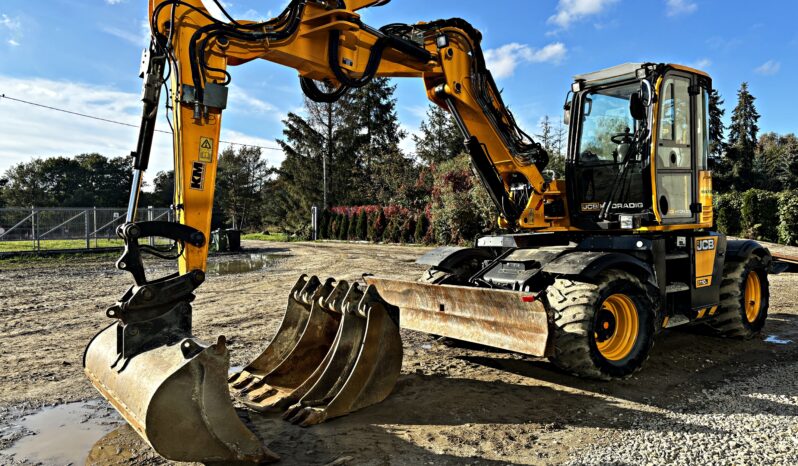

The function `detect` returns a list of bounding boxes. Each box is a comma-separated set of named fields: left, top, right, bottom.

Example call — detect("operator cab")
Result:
left=564, top=63, right=712, bottom=231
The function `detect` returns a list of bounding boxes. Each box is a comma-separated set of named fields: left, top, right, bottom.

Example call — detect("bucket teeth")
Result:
left=231, top=276, right=402, bottom=425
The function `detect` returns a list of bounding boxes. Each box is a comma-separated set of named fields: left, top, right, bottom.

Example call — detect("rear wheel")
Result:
left=547, top=270, right=655, bottom=379
left=707, top=255, right=769, bottom=339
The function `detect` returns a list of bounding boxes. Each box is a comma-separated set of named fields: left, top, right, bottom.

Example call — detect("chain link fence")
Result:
left=0, top=207, right=173, bottom=254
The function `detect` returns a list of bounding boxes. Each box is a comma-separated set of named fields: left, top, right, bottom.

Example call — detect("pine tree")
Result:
left=338, top=214, right=349, bottom=240
left=727, top=82, right=760, bottom=190
left=319, top=209, right=330, bottom=239
left=413, top=104, right=463, bottom=164
left=414, top=214, right=426, bottom=244
left=536, top=115, right=554, bottom=152
left=370, top=207, right=386, bottom=242
left=347, top=211, right=358, bottom=240
left=708, top=89, right=726, bottom=159
left=357, top=209, right=368, bottom=240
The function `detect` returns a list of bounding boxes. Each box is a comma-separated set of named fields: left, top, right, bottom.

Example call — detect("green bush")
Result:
left=347, top=212, right=357, bottom=240
left=778, top=190, right=798, bottom=246
left=356, top=210, right=368, bottom=240
left=741, top=189, right=779, bottom=241
left=414, top=214, right=427, bottom=244
left=370, top=208, right=386, bottom=242
left=714, top=192, right=744, bottom=236
left=338, top=214, right=349, bottom=240
left=431, top=155, right=496, bottom=245
left=400, top=216, right=415, bottom=243
left=319, top=209, right=331, bottom=239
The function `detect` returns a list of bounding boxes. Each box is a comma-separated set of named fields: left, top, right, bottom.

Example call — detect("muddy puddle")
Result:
left=1, top=400, right=122, bottom=465
left=206, top=253, right=288, bottom=276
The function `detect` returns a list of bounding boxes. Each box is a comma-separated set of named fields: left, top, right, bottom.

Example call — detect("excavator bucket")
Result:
left=365, top=277, right=552, bottom=357
left=229, top=276, right=402, bottom=425
left=84, top=325, right=277, bottom=463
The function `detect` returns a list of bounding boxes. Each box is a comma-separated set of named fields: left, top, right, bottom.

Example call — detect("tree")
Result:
left=356, top=209, right=368, bottom=240
left=726, top=82, right=760, bottom=190
left=708, top=89, right=726, bottom=160
left=369, top=207, right=386, bottom=242
left=216, top=146, right=269, bottom=230
left=338, top=213, right=349, bottom=240
left=149, top=170, right=174, bottom=207
left=413, top=104, right=463, bottom=164
left=0, top=154, right=132, bottom=207
left=756, top=133, right=798, bottom=191
left=539, top=116, right=567, bottom=179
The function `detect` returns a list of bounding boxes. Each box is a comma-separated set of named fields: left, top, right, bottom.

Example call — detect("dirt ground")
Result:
left=1, top=240, right=797, bottom=465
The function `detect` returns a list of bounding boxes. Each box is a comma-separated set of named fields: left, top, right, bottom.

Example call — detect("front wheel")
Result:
left=707, top=255, right=769, bottom=339
left=547, top=270, right=655, bottom=379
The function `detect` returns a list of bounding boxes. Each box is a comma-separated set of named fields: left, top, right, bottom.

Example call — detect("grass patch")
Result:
left=0, top=238, right=126, bottom=253
left=242, top=232, right=292, bottom=242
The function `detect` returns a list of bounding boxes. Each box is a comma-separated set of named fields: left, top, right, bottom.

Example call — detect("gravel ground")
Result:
left=568, top=358, right=798, bottom=466
left=0, top=240, right=797, bottom=465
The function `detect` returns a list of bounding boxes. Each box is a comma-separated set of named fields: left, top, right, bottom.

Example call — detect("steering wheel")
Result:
left=611, top=132, right=633, bottom=144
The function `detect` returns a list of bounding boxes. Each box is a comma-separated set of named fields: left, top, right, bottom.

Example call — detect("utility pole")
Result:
left=324, top=101, right=332, bottom=208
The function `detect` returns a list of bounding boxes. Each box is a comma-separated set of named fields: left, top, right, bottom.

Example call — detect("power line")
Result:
left=0, top=93, right=284, bottom=152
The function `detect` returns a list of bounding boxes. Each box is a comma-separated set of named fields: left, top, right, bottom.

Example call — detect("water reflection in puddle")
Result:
left=764, top=335, right=794, bottom=345
left=1, top=400, right=121, bottom=465
left=206, top=253, right=288, bottom=276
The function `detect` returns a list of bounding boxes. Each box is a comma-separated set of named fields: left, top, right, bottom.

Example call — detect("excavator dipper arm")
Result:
left=84, top=1, right=552, bottom=463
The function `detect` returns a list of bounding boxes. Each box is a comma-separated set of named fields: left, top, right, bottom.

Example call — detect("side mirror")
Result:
left=563, top=102, right=571, bottom=125
left=562, top=91, right=573, bottom=125
left=640, top=80, right=653, bottom=107
left=629, top=92, right=647, bottom=121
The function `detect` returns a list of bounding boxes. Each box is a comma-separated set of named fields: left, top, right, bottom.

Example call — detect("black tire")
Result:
left=706, top=255, right=769, bottom=339
left=546, top=270, right=655, bottom=380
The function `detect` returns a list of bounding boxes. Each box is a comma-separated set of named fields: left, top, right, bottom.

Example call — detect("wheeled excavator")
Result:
left=83, top=0, right=795, bottom=462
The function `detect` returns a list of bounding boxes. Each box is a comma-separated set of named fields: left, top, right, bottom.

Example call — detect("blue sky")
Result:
left=1, top=0, right=796, bottom=183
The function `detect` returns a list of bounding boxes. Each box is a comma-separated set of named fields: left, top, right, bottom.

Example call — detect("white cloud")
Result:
left=0, top=75, right=285, bottom=185
left=106, top=0, right=126, bottom=4
left=548, top=0, right=618, bottom=29
left=1, top=13, right=22, bottom=47
left=228, top=85, right=279, bottom=114
left=691, top=58, right=711, bottom=69
left=666, top=0, right=698, bottom=17
left=754, top=60, right=781, bottom=76
left=485, top=43, right=567, bottom=78
left=101, top=23, right=149, bottom=47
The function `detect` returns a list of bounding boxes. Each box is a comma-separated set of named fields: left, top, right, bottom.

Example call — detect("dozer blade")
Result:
left=365, top=277, right=552, bottom=357
left=232, top=276, right=402, bottom=426
left=84, top=324, right=277, bottom=463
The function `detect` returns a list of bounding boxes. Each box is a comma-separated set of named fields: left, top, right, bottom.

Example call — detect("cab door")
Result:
left=654, top=72, right=708, bottom=225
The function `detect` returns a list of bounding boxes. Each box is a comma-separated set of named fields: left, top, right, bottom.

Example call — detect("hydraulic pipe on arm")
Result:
left=84, top=1, right=561, bottom=463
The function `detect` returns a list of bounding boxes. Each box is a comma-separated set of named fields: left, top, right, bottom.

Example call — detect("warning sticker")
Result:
left=190, top=162, right=205, bottom=190
left=199, top=137, right=214, bottom=163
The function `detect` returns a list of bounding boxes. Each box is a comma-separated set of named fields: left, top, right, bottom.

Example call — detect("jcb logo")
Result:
left=696, top=238, right=715, bottom=251
left=697, top=278, right=709, bottom=286
left=581, top=202, right=602, bottom=212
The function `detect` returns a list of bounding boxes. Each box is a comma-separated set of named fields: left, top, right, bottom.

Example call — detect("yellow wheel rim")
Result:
left=744, top=271, right=762, bottom=323
left=595, top=294, right=639, bottom=361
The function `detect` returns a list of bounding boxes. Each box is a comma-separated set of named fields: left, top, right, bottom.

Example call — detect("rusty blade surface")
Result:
left=84, top=324, right=275, bottom=463
left=229, top=275, right=320, bottom=391
left=285, top=283, right=403, bottom=426
left=235, top=277, right=342, bottom=411
left=365, top=277, right=551, bottom=357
